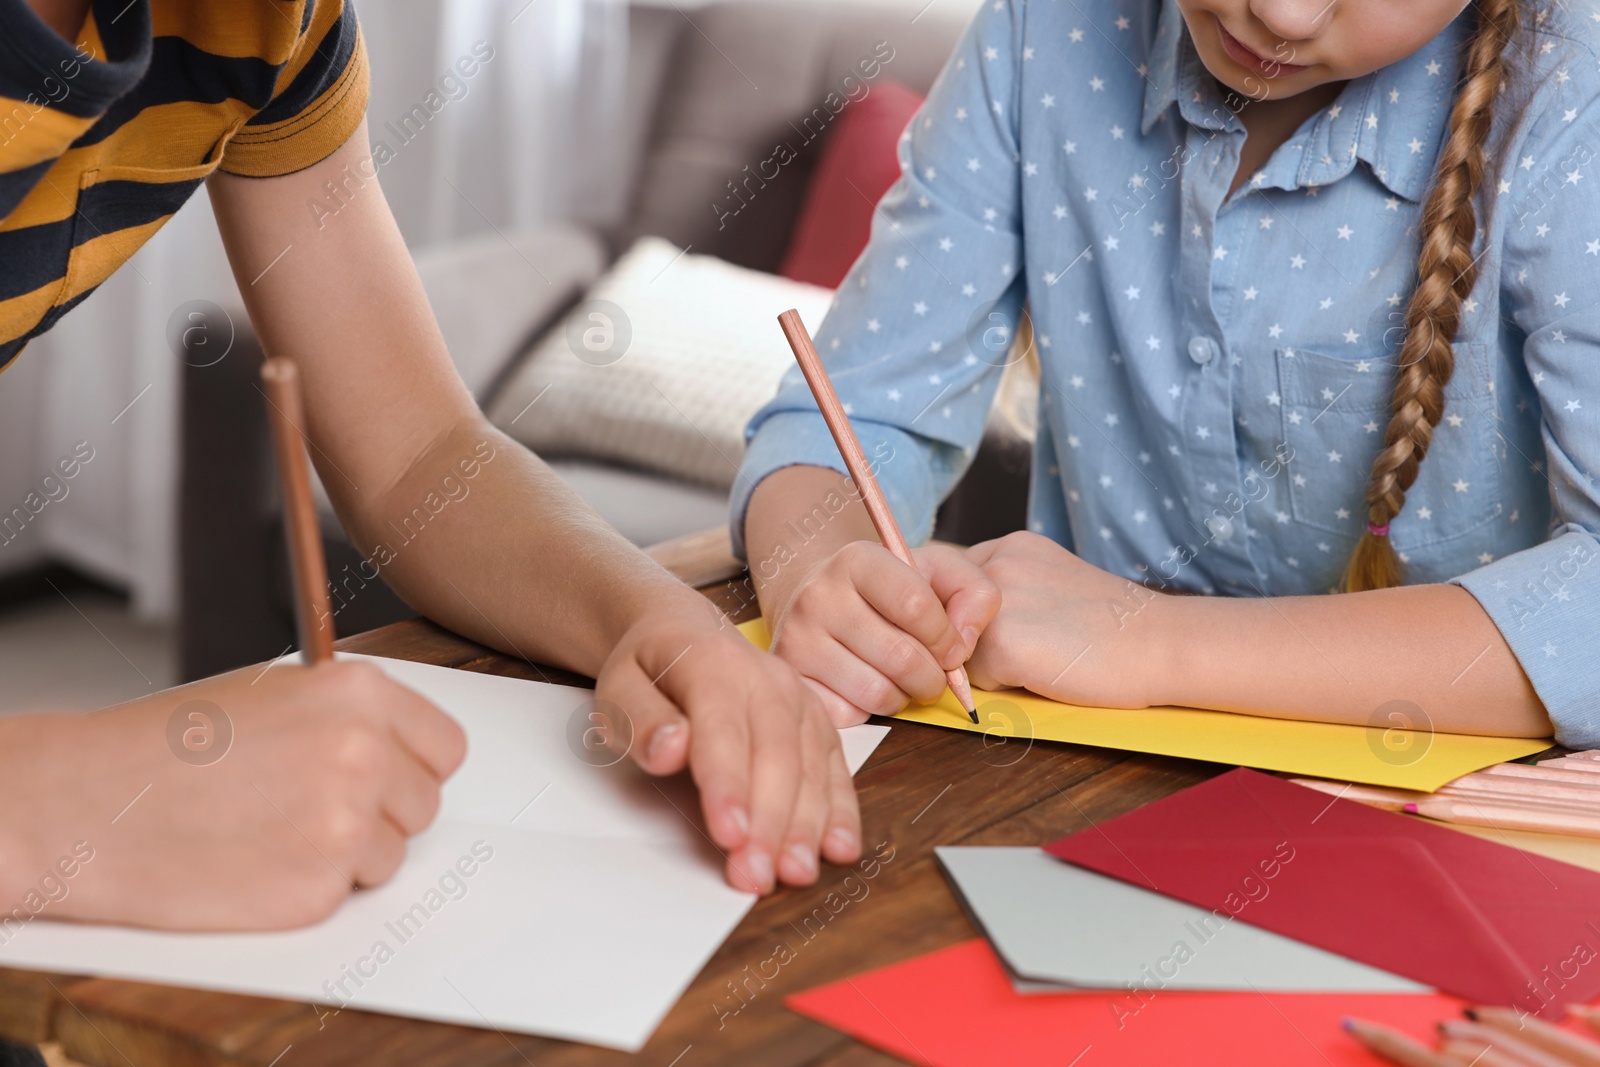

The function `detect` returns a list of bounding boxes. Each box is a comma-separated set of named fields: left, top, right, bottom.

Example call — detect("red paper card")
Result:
left=787, top=939, right=1465, bottom=1066
left=1046, top=768, right=1600, bottom=1015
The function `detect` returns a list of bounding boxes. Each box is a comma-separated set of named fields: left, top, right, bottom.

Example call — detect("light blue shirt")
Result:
left=734, top=0, right=1600, bottom=747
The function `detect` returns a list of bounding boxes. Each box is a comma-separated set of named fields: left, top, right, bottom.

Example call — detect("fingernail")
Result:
left=727, top=804, right=750, bottom=840
left=960, top=626, right=980, bottom=654
left=646, top=723, right=682, bottom=765
left=785, top=842, right=818, bottom=880
left=826, top=826, right=858, bottom=856
left=743, top=849, right=774, bottom=892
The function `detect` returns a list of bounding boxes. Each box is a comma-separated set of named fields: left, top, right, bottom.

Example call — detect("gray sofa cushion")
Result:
left=413, top=223, right=608, bottom=403
left=623, top=1, right=967, bottom=273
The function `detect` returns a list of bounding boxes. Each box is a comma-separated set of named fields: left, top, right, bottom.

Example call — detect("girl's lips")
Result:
left=1218, top=21, right=1308, bottom=78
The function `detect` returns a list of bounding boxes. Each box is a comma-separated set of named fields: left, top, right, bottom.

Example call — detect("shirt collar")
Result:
left=1140, top=0, right=1466, bottom=202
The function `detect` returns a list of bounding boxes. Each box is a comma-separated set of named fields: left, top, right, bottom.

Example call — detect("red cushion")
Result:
left=779, top=80, right=925, bottom=289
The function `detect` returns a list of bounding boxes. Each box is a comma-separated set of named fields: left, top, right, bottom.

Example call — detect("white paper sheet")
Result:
left=0, top=654, right=890, bottom=1052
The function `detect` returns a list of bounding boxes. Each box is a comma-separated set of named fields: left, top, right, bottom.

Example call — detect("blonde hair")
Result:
left=1342, top=0, right=1522, bottom=591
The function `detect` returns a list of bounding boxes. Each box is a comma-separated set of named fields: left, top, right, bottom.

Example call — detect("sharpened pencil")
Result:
left=776, top=309, right=980, bottom=723
left=261, top=358, right=335, bottom=664
left=1440, top=1019, right=1577, bottom=1067
left=1466, top=1006, right=1600, bottom=1066
left=1403, top=797, right=1600, bottom=839
left=1342, top=1018, right=1462, bottom=1067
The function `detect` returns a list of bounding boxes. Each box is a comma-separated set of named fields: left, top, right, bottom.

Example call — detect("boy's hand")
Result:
left=0, top=660, right=466, bottom=931
left=594, top=597, right=862, bottom=894
left=763, top=541, right=1001, bottom=726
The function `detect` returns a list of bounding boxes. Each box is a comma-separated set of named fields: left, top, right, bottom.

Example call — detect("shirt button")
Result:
left=1206, top=515, right=1234, bottom=541
left=1187, top=336, right=1216, bottom=365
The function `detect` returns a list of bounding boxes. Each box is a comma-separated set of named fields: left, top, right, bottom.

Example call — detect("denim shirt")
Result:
left=734, top=0, right=1600, bottom=747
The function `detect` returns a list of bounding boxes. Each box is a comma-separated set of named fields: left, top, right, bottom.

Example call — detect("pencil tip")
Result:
left=1402, top=803, right=1419, bottom=813
left=1463, top=1008, right=1480, bottom=1021
left=1340, top=1017, right=1354, bottom=1032
left=967, top=707, right=979, bottom=723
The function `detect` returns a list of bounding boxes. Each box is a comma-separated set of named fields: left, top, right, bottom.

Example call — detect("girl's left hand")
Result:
left=963, top=532, right=1175, bottom=709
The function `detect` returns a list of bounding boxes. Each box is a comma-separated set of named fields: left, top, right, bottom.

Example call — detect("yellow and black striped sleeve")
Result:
left=220, top=0, right=368, bottom=178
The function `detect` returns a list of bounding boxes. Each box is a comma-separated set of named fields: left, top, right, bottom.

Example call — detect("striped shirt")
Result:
left=0, top=0, right=369, bottom=365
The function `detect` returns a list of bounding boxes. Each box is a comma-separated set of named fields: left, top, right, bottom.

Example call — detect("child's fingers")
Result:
left=775, top=713, right=838, bottom=886
left=828, top=603, right=946, bottom=708
left=819, top=738, right=863, bottom=867
left=800, top=676, right=873, bottom=728
left=843, top=548, right=968, bottom=675
left=729, top=687, right=804, bottom=895
left=915, top=545, right=1003, bottom=659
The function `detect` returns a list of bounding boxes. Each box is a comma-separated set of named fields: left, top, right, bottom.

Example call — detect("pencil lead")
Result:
left=967, top=706, right=979, bottom=724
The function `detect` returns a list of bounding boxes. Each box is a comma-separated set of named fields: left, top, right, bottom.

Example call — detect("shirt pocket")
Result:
left=58, top=144, right=228, bottom=308
left=1276, top=342, right=1503, bottom=548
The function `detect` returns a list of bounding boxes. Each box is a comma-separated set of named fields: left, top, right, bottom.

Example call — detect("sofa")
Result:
left=178, top=0, right=1031, bottom=681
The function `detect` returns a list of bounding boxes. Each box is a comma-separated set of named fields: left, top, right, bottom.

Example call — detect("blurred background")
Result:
left=0, top=0, right=1027, bottom=715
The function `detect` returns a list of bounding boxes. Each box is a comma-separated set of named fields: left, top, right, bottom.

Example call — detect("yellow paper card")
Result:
left=737, top=618, right=1547, bottom=792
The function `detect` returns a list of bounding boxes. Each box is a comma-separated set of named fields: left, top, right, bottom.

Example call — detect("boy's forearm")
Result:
left=335, top=420, right=696, bottom=677
left=744, top=465, right=880, bottom=620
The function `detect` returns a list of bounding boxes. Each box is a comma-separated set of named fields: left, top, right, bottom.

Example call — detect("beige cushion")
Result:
left=487, top=237, right=833, bottom=490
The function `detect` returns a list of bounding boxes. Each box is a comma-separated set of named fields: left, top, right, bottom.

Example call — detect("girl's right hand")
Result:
left=765, top=540, right=1002, bottom=725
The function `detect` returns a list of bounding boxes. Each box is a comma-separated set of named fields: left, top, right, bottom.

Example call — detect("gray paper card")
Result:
left=937, top=846, right=1429, bottom=993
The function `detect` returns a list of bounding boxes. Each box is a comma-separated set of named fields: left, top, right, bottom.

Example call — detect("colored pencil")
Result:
left=1481, top=764, right=1600, bottom=789
left=1342, top=1018, right=1465, bottom=1067
left=1445, top=773, right=1600, bottom=807
left=1467, top=1006, right=1600, bottom=1066
left=1291, top=778, right=1600, bottom=816
left=776, top=308, right=979, bottom=722
left=1403, top=797, right=1600, bottom=839
left=260, top=358, right=335, bottom=663
left=1539, top=758, right=1600, bottom=775
left=1441, top=1019, right=1579, bottom=1067
left=1571, top=1005, right=1600, bottom=1035
left=1439, top=1037, right=1542, bottom=1067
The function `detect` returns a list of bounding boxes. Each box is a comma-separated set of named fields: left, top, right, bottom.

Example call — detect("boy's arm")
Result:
left=206, top=123, right=859, bottom=892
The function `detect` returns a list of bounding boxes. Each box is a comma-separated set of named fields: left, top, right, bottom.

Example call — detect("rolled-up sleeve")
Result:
left=1450, top=67, right=1600, bottom=748
left=729, top=0, right=1027, bottom=558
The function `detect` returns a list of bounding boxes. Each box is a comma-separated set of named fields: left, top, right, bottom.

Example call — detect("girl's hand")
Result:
left=594, top=598, right=861, bottom=894
left=964, top=532, right=1174, bottom=709
left=764, top=541, right=1001, bottom=726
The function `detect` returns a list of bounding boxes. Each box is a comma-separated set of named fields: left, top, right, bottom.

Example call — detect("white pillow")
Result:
left=487, top=237, right=835, bottom=490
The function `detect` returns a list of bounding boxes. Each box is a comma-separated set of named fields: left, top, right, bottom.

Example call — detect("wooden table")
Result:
left=0, top=568, right=1223, bottom=1067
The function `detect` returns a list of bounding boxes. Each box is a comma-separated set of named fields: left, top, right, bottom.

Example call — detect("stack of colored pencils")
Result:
left=1293, top=750, right=1600, bottom=839
left=1346, top=1005, right=1600, bottom=1065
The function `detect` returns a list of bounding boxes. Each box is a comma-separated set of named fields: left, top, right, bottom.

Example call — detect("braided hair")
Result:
left=1342, top=0, right=1522, bottom=592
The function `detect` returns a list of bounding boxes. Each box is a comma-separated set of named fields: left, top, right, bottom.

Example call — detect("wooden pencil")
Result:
left=260, top=358, right=335, bottom=663
left=776, top=308, right=979, bottom=722
left=1467, top=1006, right=1600, bottom=1066
left=1292, top=778, right=1600, bottom=818
left=1403, top=797, right=1600, bottom=839
left=1444, top=773, right=1600, bottom=807
left=1342, top=1018, right=1464, bottom=1067
left=1439, top=1037, right=1542, bottom=1067
left=1538, top=757, right=1600, bottom=775
left=1571, top=1005, right=1600, bottom=1035
left=1480, top=764, right=1600, bottom=789
left=1440, top=1019, right=1578, bottom=1067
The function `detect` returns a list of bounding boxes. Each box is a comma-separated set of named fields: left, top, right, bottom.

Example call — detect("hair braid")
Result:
left=1341, top=0, right=1521, bottom=592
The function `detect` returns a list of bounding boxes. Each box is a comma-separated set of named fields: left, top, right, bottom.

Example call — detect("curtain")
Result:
left=20, top=0, right=629, bottom=618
